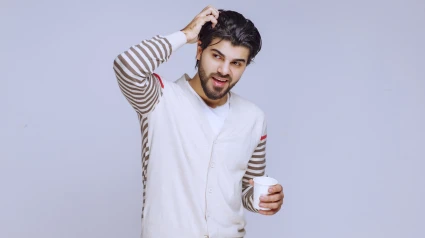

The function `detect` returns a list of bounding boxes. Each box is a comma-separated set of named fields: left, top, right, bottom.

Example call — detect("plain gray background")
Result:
left=2, top=0, right=425, bottom=237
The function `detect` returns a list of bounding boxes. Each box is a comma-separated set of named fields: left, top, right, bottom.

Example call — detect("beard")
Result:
left=198, top=60, right=237, bottom=100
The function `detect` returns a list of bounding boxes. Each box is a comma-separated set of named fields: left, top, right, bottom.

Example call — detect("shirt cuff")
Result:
left=164, top=31, right=187, bottom=52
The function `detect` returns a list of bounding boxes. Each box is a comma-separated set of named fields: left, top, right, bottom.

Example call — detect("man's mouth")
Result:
left=212, top=76, right=228, bottom=82
left=212, top=76, right=229, bottom=87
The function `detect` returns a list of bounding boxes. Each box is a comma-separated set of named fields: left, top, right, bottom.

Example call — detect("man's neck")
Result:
left=189, top=73, right=228, bottom=108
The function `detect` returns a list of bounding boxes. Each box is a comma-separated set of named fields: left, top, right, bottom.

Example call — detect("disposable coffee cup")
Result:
left=253, top=176, right=278, bottom=210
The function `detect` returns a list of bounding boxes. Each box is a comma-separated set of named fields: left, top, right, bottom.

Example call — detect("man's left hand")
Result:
left=249, top=179, right=284, bottom=215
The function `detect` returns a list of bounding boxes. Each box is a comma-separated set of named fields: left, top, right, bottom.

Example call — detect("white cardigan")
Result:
left=113, top=31, right=268, bottom=238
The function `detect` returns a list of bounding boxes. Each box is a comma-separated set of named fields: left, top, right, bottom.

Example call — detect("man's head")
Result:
left=195, top=9, right=262, bottom=100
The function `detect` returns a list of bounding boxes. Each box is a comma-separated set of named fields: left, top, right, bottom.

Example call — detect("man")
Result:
left=113, top=6, right=284, bottom=237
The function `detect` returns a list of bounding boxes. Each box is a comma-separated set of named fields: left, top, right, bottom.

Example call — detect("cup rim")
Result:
left=253, top=176, right=278, bottom=185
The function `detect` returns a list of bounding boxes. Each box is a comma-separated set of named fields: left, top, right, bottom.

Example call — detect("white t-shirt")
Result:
left=201, top=95, right=230, bottom=135
left=184, top=79, right=230, bottom=135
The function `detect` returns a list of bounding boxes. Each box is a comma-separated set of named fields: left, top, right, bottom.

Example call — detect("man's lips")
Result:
left=212, top=76, right=228, bottom=82
left=212, top=76, right=229, bottom=87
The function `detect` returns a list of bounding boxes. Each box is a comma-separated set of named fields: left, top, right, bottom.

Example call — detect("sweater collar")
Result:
left=176, top=74, right=242, bottom=140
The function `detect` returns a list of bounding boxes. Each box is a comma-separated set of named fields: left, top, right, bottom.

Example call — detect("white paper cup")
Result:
left=253, top=176, right=278, bottom=210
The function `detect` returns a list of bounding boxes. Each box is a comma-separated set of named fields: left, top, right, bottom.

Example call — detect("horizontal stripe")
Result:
left=113, top=35, right=172, bottom=117
left=241, top=133, right=267, bottom=213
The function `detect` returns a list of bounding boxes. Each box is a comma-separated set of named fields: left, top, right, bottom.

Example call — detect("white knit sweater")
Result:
left=113, top=31, right=268, bottom=238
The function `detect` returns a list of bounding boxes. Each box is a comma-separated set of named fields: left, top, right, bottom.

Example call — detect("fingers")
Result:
left=211, top=8, right=219, bottom=19
left=182, top=6, right=219, bottom=43
left=194, top=15, right=217, bottom=29
left=259, top=199, right=283, bottom=210
left=259, top=201, right=282, bottom=211
left=200, top=5, right=219, bottom=19
left=269, top=184, right=283, bottom=194
left=203, top=15, right=218, bottom=28
left=260, top=193, right=282, bottom=203
left=248, top=179, right=254, bottom=186
left=259, top=189, right=284, bottom=211
left=258, top=208, right=280, bottom=216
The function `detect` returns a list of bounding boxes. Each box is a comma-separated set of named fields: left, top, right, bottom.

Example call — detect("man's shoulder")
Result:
left=230, top=92, right=266, bottom=119
left=156, top=74, right=187, bottom=93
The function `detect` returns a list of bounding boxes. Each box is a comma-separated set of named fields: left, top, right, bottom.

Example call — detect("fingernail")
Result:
left=268, top=188, right=273, bottom=193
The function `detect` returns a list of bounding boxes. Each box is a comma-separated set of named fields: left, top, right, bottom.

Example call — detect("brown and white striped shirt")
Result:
left=113, top=31, right=268, bottom=238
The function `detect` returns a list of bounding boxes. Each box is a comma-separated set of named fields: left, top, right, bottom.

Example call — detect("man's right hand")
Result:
left=181, top=5, right=219, bottom=44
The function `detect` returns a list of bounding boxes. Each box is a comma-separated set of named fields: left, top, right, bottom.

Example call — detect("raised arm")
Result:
left=113, top=32, right=186, bottom=116
left=113, top=5, right=220, bottom=117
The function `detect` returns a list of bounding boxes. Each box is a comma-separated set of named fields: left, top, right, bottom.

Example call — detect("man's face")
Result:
left=197, top=38, right=250, bottom=100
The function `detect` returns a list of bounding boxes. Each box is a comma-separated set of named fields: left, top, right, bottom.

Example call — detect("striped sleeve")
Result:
left=113, top=31, right=186, bottom=116
left=242, top=124, right=267, bottom=212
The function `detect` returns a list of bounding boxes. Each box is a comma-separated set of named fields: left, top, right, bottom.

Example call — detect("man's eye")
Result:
left=233, top=62, right=240, bottom=66
left=213, top=54, right=221, bottom=59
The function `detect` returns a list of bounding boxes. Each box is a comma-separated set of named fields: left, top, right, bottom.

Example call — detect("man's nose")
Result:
left=217, top=62, right=230, bottom=76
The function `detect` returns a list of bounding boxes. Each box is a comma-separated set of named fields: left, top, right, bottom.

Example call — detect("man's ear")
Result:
left=196, top=40, right=202, bottom=61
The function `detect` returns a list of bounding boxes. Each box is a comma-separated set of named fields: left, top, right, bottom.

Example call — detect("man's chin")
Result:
left=206, top=86, right=226, bottom=98
left=201, top=80, right=229, bottom=100
left=205, top=91, right=227, bottom=100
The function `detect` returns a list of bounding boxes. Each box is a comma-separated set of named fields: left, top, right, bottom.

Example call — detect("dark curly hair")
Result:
left=195, top=9, right=262, bottom=68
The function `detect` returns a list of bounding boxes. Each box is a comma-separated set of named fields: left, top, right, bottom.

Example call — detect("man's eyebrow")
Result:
left=211, top=49, right=247, bottom=63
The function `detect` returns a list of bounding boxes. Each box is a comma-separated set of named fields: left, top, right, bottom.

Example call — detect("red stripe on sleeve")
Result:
left=153, top=73, right=164, bottom=88
left=260, top=135, right=267, bottom=140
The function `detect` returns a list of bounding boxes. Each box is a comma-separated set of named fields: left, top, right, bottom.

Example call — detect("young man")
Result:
left=113, top=6, right=284, bottom=238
